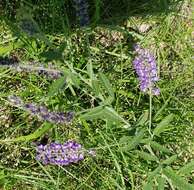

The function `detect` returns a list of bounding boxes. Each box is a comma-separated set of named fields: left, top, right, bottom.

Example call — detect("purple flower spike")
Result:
left=133, top=44, right=160, bottom=95
left=7, top=96, right=74, bottom=124
left=1, top=59, right=63, bottom=80
left=35, top=140, right=92, bottom=166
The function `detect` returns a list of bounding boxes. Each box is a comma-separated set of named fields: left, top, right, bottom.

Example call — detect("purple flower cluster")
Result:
left=0, top=60, right=63, bottom=79
left=73, top=0, right=89, bottom=27
left=8, top=95, right=74, bottom=124
left=133, top=45, right=160, bottom=95
left=36, top=140, right=93, bottom=165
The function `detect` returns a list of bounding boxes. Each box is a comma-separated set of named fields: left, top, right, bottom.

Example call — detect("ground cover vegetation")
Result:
left=0, top=0, right=193, bottom=189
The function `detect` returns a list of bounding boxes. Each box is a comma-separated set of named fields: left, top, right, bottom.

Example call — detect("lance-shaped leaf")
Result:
left=99, top=72, right=114, bottom=102
left=79, top=105, right=105, bottom=120
left=163, top=167, right=194, bottom=190
left=153, top=114, right=174, bottom=136
left=0, top=123, right=53, bottom=143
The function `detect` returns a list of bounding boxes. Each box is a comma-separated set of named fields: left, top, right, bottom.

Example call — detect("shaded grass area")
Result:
left=0, top=0, right=194, bottom=189
left=1, top=0, right=184, bottom=32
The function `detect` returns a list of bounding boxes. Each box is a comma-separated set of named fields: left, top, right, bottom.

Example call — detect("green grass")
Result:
left=0, top=0, right=194, bottom=189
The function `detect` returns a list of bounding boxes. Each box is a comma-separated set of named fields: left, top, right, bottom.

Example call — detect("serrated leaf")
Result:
left=178, top=160, right=194, bottom=176
left=162, top=155, right=177, bottom=165
left=99, top=72, right=114, bottom=99
left=163, top=167, right=194, bottom=190
left=150, top=141, right=172, bottom=154
left=153, top=114, right=174, bottom=136
left=135, top=150, right=159, bottom=162
left=47, top=76, right=66, bottom=96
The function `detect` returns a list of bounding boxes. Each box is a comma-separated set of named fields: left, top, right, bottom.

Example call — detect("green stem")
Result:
left=149, top=87, right=153, bottom=137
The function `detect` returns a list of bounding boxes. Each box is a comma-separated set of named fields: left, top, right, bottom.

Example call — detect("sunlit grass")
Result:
left=0, top=0, right=193, bottom=189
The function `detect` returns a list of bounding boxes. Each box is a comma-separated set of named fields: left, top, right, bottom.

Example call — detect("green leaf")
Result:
left=120, top=130, right=144, bottom=151
left=147, top=166, right=162, bottom=182
left=47, top=76, right=66, bottom=96
left=163, top=167, right=194, bottom=190
left=103, top=96, right=114, bottom=105
left=0, top=123, right=53, bottom=143
left=150, top=141, right=172, bottom=154
left=153, top=114, right=174, bottom=136
left=157, top=176, right=166, bottom=190
left=0, top=41, right=22, bottom=55
left=143, top=180, right=153, bottom=190
left=91, top=79, right=101, bottom=97
left=0, top=170, right=5, bottom=180
left=178, top=160, right=194, bottom=176
left=79, top=105, right=105, bottom=120
left=87, top=62, right=94, bottom=80
left=135, top=150, right=159, bottom=162
left=99, top=72, right=114, bottom=99
left=162, top=155, right=177, bottom=165
left=136, top=110, right=149, bottom=126
left=79, top=106, right=130, bottom=126
left=104, top=107, right=130, bottom=126
left=0, top=170, right=7, bottom=186
left=67, top=71, right=80, bottom=88
left=140, top=138, right=152, bottom=144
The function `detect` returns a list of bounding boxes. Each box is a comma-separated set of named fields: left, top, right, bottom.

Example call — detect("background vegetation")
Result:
left=0, top=0, right=193, bottom=189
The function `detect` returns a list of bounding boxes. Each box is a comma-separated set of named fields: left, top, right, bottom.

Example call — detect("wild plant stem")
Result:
left=149, top=87, right=153, bottom=137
